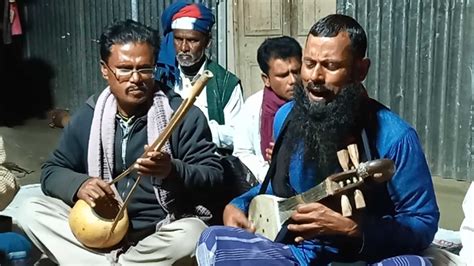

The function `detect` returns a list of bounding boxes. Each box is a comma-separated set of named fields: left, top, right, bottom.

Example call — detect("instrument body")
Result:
left=248, top=159, right=395, bottom=241
left=69, top=197, right=128, bottom=248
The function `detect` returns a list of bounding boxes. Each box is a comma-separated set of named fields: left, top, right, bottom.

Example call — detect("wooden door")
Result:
left=233, top=0, right=336, bottom=98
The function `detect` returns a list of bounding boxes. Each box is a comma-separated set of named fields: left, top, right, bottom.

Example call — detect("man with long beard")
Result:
left=195, top=14, right=439, bottom=265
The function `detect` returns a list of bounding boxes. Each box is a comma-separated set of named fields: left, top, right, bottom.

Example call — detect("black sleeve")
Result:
left=169, top=105, right=224, bottom=189
left=40, top=104, right=92, bottom=206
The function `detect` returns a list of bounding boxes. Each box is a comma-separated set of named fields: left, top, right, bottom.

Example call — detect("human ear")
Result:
left=205, top=35, right=212, bottom=49
left=100, top=61, right=109, bottom=80
left=261, top=73, right=271, bottom=87
left=354, top=57, right=370, bottom=82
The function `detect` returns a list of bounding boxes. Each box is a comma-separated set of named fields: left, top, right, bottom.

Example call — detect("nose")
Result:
left=129, top=70, right=142, bottom=83
left=309, top=64, right=324, bottom=84
left=288, top=72, right=297, bottom=85
left=180, top=39, right=190, bottom=53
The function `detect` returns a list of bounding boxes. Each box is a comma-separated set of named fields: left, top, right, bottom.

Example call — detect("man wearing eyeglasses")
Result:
left=18, top=19, right=223, bottom=265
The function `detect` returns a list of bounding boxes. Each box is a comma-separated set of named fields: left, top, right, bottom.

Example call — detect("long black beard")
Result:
left=285, top=82, right=365, bottom=179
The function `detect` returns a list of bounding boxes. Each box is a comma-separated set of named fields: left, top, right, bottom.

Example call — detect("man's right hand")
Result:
left=76, top=177, right=114, bottom=207
left=265, top=142, right=275, bottom=162
left=223, top=204, right=255, bottom=232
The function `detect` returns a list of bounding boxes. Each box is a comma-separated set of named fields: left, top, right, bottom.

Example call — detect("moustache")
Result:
left=306, top=82, right=331, bottom=93
left=177, top=52, right=194, bottom=59
left=126, top=83, right=149, bottom=92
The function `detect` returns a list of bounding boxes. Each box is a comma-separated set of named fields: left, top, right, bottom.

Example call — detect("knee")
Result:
left=199, top=225, right=229, bottom=244
left=196, top=226, right=230, bottom=265
left=165, top=218, right=208, bottom=254
left=17, top=196, right=51, bottom=229
left=17, top=196, right=37, bottom=219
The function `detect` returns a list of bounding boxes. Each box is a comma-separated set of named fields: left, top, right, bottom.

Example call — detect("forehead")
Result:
left=304, top=32, right=352, bottom=60
left=268, top=57, right=301, bottom=73
left=173, top=29, right=207, bottom=40
left=108, top=42, right=155, bottom=63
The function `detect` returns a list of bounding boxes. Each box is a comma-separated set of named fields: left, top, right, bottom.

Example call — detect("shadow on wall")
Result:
left=1, top=0, right=55, bottom=127
left=0, top=54, right=54, bottom=127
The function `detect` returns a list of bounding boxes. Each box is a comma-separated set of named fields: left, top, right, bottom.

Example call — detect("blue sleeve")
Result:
left=229, top=102, right=293, bottom=213
left=360, top=128, right=439, bottom=259
left=273, top=101, right=294, bottom=139
left=230, top=183, right=275, bottom=214
left=230, top=185, right=261, bottom=213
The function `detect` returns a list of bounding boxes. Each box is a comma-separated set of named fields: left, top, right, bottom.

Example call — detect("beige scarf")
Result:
left=87, top=87, right=173, bottom=185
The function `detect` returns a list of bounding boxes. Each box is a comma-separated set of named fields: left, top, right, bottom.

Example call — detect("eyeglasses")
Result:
left=102, top=61, right=155, bottom=83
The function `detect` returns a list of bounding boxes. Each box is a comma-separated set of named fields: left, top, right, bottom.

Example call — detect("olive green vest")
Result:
left=205, top=60, right=241, bottom=125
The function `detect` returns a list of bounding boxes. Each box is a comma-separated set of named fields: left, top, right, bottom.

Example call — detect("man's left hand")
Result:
left=134, top=145, right=173, bottom=178
left=287, top=202, right=361, bottom=243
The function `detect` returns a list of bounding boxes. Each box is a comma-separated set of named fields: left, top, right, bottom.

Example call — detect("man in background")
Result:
left=233, top=36, right=302, bottom=182
left=156, top=2, right=244, bottom=155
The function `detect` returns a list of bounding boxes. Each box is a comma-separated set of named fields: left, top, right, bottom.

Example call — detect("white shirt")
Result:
left=460, top=182, right=474, bottom=264
left=232, top=90, right=269, bottom=183
left=174, top=59, right=244, bottom=149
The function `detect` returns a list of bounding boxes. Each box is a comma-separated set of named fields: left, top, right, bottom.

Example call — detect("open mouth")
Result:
left=306, top=84, right=333, bottom=102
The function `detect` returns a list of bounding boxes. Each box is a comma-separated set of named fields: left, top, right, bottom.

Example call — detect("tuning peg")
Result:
left=338, top=181, right=344, bottom=188
left=354, top=189, right=366, bottom=209
left=337, top=149, right=350, bottom=171
left=373, top=173, right=383, bottom=178
left=341, top=195, right=352, bottom=217
left=347, top=144, right=359, bottom=168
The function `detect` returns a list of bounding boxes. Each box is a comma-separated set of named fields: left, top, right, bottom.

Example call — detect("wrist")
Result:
left=344, top=219, right=361, bottom=236
left=166, top=160, right=177, bottom=179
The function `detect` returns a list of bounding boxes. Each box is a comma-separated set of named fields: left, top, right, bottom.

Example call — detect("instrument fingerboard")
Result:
left=278, top=179, right=339, bottom=212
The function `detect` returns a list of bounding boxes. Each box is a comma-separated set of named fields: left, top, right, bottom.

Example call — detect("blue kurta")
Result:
left=229, top=100, right=439, bottom=264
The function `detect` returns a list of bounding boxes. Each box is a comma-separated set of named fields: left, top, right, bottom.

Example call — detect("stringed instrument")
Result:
left=247, top=158, right=395, bottom=241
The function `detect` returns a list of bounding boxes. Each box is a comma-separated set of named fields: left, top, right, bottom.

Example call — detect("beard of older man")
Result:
left=284, top=82, right=365, bottom=179
left=176, top=49, right=205, bottom=67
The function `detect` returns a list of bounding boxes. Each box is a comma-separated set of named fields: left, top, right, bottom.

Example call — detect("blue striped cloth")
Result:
left=196, top=226, right=432, bottom=266
left=197, top=226, right=298, bottom=265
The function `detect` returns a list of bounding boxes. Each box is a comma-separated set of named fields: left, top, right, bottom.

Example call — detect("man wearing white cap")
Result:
left=156, top=2, right=244, bottom=155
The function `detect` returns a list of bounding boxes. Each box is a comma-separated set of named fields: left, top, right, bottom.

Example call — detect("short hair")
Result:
left=99, top=19, right=160, bottom=63
left=309, top=14, right=367, bottom=59
left=257, top=36, right=302, bottom=75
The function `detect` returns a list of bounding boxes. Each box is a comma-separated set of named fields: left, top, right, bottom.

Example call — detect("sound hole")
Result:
left=92, top=194, right=121, bottom=220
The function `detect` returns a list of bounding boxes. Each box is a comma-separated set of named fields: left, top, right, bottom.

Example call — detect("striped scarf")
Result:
left=87, top=87, right=173, bottom=198
left=87, top=87, right=213, bottom=225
